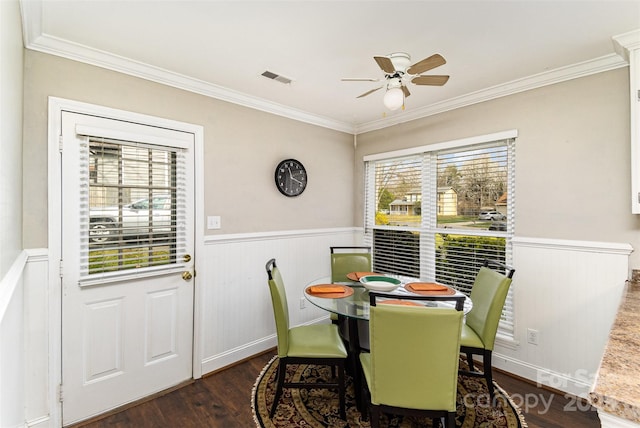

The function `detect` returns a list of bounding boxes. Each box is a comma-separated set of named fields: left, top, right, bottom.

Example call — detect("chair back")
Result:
left=368, top=304, right=463, bottom=411
left=330, top=246, right=371, bottom=282
left=466, top=265, right=513, bottom=351
left=369, top=291, right=466, bottom=312
left=265, top=259, right=290, bottom=357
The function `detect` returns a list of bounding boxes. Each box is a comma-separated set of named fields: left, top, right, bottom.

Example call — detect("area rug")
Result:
left=252, top=356, right=527, bottom=428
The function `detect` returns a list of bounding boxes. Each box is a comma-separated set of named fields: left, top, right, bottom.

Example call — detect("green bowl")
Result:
left=359, top=275, right=401, bottom=292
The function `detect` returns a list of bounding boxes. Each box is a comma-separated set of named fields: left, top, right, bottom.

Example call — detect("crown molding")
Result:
left=24, top=32, right=355, bottom=134
left=20, top=2, right=635, bottom=136
left=20, top=1, right=354, bottom=133
left=613, top=29, right=640, bottom=61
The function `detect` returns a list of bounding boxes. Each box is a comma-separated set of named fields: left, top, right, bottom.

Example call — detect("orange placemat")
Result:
left=405, top=282, right=456, bottom=295
left=379, top=300, right=421, bottom=306
left=346, top=271, right=381, bottom=281
left=305, top=284, right=354, bottom=299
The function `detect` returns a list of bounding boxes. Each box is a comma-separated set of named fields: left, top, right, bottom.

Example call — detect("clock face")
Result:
left=275, top=159, right=307, bottom=197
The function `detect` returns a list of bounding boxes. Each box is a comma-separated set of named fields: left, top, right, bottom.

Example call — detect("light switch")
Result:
left=207, top=216, right=221, bottom=230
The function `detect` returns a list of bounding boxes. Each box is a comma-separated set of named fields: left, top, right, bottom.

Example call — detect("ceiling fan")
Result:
left=342, top=52, right=449, bottom=111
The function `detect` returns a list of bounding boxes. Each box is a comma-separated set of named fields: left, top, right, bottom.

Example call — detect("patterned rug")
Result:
left=252, top=356, right=527, bottom=428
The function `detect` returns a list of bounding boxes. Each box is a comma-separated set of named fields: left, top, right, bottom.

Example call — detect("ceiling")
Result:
left=20, top=1, right=640, bottom=133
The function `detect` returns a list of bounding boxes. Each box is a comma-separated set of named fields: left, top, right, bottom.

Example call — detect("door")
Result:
left=60, top=111, right=195, bottom=425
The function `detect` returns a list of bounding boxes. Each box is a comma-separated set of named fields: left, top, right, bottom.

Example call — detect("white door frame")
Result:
left=48, top=97, right=205, bottom=426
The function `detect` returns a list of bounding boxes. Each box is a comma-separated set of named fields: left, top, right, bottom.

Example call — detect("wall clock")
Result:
left=275, top=159, right=307, bottom=197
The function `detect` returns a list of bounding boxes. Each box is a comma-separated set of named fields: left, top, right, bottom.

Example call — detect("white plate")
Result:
left=359, top=275, right=401, bottom=292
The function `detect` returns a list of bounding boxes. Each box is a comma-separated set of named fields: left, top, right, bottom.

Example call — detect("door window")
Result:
left=82, top=138, right=187, bottom=279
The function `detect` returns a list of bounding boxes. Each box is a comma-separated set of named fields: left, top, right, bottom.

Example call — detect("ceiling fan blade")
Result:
left=412, top=75, right=450, bottom=86
left=407, top=54, right=446, bottom=75
left=357, top=86, right=383, bottom=98
left=341, top=77, right=380, bottom=82
left=401, top=85, right=411, bottom=98
left=374, top=56, right=395, bottom=74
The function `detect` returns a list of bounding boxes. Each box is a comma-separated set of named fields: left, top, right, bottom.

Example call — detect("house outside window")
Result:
left=437, top=187, right=458, bottom=215
left=363, top=131, right=516, bottom=339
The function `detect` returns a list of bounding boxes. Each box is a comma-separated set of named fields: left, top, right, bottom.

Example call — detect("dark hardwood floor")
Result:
left=492, top=369, right=600, bottom=428
left=74, top=350, right=600, bottom=427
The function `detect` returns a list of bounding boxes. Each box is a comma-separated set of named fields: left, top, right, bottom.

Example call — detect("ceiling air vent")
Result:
left=261, top=70, right=292, bottom=85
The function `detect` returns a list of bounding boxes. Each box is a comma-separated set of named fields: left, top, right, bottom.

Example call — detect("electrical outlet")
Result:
left=207, top=215, right=221, bottom=230
left=527, top=328, right=539, bottom=345
left=300, top=297, right=306, bottom=309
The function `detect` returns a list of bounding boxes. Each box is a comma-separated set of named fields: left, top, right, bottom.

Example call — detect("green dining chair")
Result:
left=329, top=246, right=372, bottom=326
left=460, top=259, right=515, bottom=401
left=265, top=258, right=348, bottom=419
left=330, top=246, right=372, bottom=283
left=359, top=296, right=464, bottom=428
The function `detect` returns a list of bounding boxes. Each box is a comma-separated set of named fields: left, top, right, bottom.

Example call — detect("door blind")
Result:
left=78, top=136, right=187, bottom=284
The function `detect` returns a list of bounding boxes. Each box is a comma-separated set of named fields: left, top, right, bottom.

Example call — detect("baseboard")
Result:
left=492, top=352, right=593, bottom=398
left=200, top=316, right=330, bottom=375
left=25, top=415, right=51, bottom=428
left=201, top=336, right=277, bottom=375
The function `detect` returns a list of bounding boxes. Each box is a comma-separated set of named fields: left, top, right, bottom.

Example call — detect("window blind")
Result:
left=78, top=136, right=187, bottom=284
left=364, top=137, right=516, bottom=339
left=366, top=155, right=422, bottom=277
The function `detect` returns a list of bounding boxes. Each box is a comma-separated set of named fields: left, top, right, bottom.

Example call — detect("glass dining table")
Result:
left=304, top=275, right=473, bottom=322
left=304, top=275, right=472, bottom=349
left=304, top=274, right=472, bottom=412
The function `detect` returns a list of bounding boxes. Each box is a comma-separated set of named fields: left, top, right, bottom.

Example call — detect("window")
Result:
left=80, top=137, right=187, bottom=279
left=364, top=131, right=516, bottom=338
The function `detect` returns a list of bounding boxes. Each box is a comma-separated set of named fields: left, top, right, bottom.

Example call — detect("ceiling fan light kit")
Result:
left=343, top=51, right=449, bottom=111
left=383, top=87, right=404, bottom=111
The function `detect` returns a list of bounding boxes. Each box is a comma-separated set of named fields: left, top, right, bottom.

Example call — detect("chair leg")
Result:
left=466, top=352, right=475, bottom=371
left=461, top=348, right=496, bottom=403
left=484, top=350, right=495, bottom=402
left=357, top=364, right=370, bottom=420
left=446, top=411, right=455, bottom=427
left=354, top=357, right=363, bottom=414
left=270, top=359, right=287, bottom=418
left=370, top=404, right=380, bottom=428
left=338, top=362, right=346, bottom=419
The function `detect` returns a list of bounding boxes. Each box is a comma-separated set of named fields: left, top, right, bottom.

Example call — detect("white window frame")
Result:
left=363, top=130, right=517, bottom=340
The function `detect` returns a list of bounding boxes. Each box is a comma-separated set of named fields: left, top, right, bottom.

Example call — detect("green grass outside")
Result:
left=89, top=246, right=171, bottom=274
left=436, top=215, right=477, bottom=223
left=380, top=213, right=494, bottom=229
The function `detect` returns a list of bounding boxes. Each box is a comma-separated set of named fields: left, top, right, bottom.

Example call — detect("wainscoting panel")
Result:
left=199, top=228, right=361, bottom=374
left=0, top=249, right=50, bottom=428
left=494, top=237, right=633, bottom=398
left=23, top=249, right=51, bottom=427
left=10, top=234, right=632, bottom=426
left=0, top=251, right=26, bottom=428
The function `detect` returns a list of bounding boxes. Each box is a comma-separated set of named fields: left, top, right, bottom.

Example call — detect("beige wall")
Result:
left=22, top=50, right=640, bottom=268
left=0, top=0, right=23, bottom=278
left=355, top=68, right=640, bottom=267
left=22, top=50, right=354, bottom=248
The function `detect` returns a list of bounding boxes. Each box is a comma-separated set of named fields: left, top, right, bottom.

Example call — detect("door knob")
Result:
left=183, top=254, right=191, bottom=263
left=182, top=271, right=193, bottom=281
